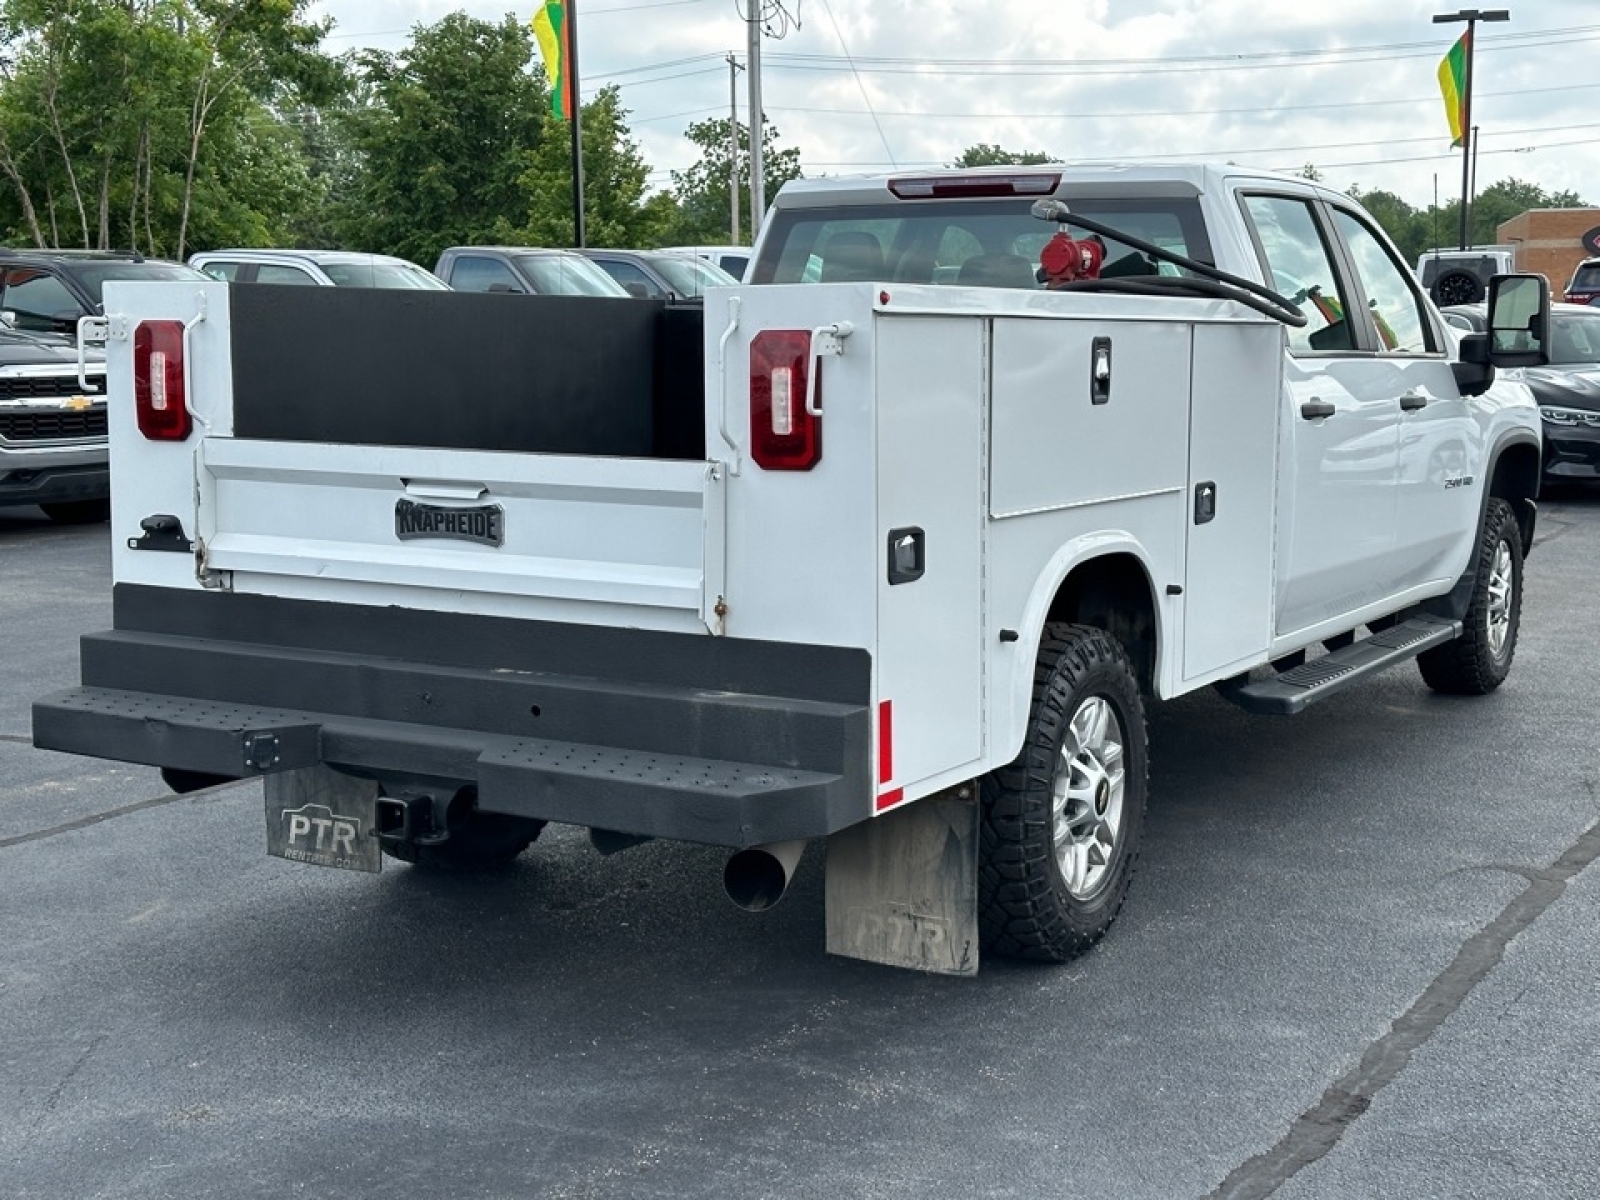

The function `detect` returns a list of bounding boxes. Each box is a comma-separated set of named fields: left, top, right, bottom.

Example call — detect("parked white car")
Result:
left=189, top=249, right=448, bottom=290
left=658, top=244, right=750, bottom=280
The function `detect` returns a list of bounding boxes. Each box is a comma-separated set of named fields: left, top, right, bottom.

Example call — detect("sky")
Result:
left=305, top=0, right=1600, bottom=215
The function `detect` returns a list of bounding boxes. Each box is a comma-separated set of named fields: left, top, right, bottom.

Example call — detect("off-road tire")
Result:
left=383, top=808, right=545, bottom=869
left=1418, top=497, right=1523, bottom=695
left=1432, top=269, right=1484, bottom=306
left=41, top=498, right=110, bottom=525
left=979, top=623, right=1149, bottom=962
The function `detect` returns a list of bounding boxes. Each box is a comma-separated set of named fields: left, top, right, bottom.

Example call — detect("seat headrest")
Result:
left=956, top=254, right=1037, bottom=290
left=820, top=233, right=885, bottom=283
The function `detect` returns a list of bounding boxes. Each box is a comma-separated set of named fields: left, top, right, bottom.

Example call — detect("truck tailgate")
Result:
left=196, top=438, right=726, bottom=631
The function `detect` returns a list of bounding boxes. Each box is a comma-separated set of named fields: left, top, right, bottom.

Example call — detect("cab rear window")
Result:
left=750, top=197, right=1211, bottom=291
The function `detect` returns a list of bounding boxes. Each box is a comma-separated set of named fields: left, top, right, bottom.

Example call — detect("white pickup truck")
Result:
left=34, top=164, right=1551, bottom=975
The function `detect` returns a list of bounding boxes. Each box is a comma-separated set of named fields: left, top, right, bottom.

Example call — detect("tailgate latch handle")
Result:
left=805, top=322, right=854, bottom=417
left=129, top=513, right=194, bottom=554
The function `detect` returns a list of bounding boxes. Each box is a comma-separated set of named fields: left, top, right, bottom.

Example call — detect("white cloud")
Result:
left=309, top=0, right=1600, bottom=210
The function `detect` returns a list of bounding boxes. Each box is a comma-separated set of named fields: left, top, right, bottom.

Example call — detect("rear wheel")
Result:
left=1418, top=497, right=1523, bottom=695
left=979, top=623, right=1149, bottom=962
left=41, top=498, right=110, bottom=525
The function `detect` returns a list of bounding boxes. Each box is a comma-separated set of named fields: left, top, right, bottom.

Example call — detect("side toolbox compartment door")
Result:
left=1181, top=322, right=1280, bottom=681
left=874, top=316, right=986, bottom=805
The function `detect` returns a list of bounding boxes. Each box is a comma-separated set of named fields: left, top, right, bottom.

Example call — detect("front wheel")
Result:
left=1418, top=497, right=1523, bottom=695
left=979, top=624, right=1149, bottom=962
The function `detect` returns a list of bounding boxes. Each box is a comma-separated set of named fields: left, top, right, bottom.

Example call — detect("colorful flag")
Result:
left=532, top=2, right=572, bottom=121
left=1437, top=30, right=1470, bottom=148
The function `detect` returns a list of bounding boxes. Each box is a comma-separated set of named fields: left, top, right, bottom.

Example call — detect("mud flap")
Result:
left=824, top=784, right=979, bottom=976
left=264, top=765, right=382, bottom=874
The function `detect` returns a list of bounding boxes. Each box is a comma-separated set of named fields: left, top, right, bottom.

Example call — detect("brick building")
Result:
left=1496, top=208, right=1600, bottom=292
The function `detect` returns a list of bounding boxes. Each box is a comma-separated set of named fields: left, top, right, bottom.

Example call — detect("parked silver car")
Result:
left=190, top=249, right=448, bottom=289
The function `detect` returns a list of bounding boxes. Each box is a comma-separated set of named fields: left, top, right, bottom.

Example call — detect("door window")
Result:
left=1331, top=210, right=1434, bottom=354
left=254, top=264, right=318, bottom=286
left=197, top=261, right=242, bottom=282
left=1241, top=195, right=1354, bottom=355
left=594, top=259, right=665, bottom=297
left=2, top=268, right=80, bottom=331
left=448, top=256, right=524, bottom=293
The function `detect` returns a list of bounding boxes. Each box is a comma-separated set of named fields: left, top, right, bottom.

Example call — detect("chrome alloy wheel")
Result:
left=1486, top=537, right=1514, bottom=661
left=1053, top=695, right=1126, bottom=900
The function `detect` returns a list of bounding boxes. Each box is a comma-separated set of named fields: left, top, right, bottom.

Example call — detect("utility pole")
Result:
left=1433, top=8, right=1509, bottom=250
left=568, top=0, right=587, bottom=247
left=727, top=53, right=742, bottom=244
left=747, top=4, right=766, bottom=236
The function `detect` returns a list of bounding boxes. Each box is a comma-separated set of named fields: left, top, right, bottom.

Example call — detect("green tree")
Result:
left=951, top=144, right=1056, bottom=168
left=333, top=13, right=546, bottom=266
left=666, top=116, right=801, bottom=246
left=0, top=0, right=340, bottom=256
left=1347, top=185, right=1427, bottom=264
left=520, top=86, right=662, bottom=248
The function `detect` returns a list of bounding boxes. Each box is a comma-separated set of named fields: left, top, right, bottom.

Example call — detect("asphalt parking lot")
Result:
left=3, top=498, right=1599, bottom=1200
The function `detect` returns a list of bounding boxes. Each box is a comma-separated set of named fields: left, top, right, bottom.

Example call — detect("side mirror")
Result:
left=1485, top=273, right=1550, bottom=368
left=622, top=282, right=650, bottom=299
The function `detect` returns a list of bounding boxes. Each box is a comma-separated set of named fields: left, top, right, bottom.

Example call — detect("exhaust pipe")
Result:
left=723, top=839, right=807, bottom=912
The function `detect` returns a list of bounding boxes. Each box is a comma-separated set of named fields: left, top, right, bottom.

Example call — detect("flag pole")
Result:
left=1433, top=9, right=1510, bottom=251
left=568, top=0, right=586, bottom=248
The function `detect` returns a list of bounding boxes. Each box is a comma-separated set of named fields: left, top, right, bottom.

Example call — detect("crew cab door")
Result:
left=1239, top=193, right=1400, bottom=638
left=1325, top=206, right=1481, bottom=587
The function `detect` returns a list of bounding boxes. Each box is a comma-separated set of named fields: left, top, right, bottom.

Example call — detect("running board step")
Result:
left=1221, top=615, right=1462, bottom=715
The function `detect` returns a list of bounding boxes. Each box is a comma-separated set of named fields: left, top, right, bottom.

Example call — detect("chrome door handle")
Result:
left=1300, top=399, right=1335, bottom=420
left=1400, top=390, right=1429, bottom=411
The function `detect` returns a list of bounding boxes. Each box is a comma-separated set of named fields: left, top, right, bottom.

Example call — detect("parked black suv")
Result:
left=0, top=249, right=207, bottom=337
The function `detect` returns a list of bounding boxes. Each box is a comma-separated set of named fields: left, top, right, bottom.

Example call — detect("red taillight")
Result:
left=750, top=329, right=820, bottom=470
left=133, top=320, right=190, bottom=441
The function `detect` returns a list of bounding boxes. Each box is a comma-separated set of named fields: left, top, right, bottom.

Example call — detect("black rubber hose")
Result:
left=1050, top=274, right=1310, bottom=326
left=1042, top=207, right=1309, bottom=327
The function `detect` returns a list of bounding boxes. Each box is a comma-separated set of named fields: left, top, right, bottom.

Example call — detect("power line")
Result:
left=759, top=23, right=1600, bottom=70
left=787, top=122, right=1600, bottom=174
left=322, top=0, right=710, bottom=41
left=753, top=30, right=1600, bottom=78
left=815, top=0, right=895, bottom=169
left=752, top=83, right=1600, bottom=125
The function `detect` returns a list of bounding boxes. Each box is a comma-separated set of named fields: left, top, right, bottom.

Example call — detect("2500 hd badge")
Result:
left=394, top=497, right=504, bottom=547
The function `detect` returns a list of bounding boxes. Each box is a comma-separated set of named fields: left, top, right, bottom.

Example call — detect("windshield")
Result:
left=1571, top=263, right=1600, bottom=290
left=1547, top=310, right=1600, bottom=366
left=648, top=253, right=737, bottom=297
left=515, top=253, right=629, bottom=297
left=751, top=196, right=1212, bottom=290
left=64, top=260, right=208, bottom=305
left=320, top=260, right=448, bottom=289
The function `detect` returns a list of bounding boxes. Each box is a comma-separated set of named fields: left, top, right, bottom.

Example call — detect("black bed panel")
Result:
left=228, top=287, right=704, bottom=459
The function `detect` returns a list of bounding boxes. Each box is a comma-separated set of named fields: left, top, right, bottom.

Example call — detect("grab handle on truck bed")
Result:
left=805, top=322, right=854, bottom=417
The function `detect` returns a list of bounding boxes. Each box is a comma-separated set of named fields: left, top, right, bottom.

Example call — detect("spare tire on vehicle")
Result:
left=1432, top=269, right=1484, bottom=306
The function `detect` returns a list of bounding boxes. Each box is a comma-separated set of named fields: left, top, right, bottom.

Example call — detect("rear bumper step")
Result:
left=33, top=586, right=873, bottom=849
left=1221, top=615, right=1462, bottom=715
left=34, top=685, right=858, bottom=848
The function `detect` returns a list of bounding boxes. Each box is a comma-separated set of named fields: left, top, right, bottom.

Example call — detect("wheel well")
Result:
left=1044, top=553, right=1158, bottom=693
left=1490, top=440, right=1540, bottom=551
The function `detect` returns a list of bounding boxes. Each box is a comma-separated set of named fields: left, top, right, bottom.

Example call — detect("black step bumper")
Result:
left=32, top=586, right=872, bottom=848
